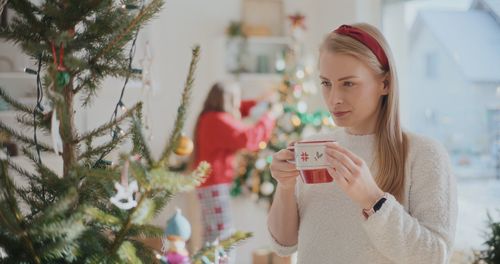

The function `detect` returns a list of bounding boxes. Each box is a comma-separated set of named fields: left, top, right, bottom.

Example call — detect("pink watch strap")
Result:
left=362, top=193, right=388, bottom=219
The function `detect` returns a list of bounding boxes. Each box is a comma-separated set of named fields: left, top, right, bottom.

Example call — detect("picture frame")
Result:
left=242, top=0, right=284, bottom=36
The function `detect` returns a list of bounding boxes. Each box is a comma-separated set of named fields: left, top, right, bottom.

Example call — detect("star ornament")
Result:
left=288, top=13, right=306, bottom=30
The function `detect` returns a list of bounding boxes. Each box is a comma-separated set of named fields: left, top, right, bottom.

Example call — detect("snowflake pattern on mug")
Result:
left=300, top=152, right=309, bottom=162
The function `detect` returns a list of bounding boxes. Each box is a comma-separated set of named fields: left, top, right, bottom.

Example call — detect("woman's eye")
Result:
left=343, top=81, right=354, bottom=87
left=321, top=80, right=331, bottom=87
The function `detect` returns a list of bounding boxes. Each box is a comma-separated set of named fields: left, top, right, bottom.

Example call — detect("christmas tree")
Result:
left=473, top=212, right=500, bottom=264
left=231, top=13, right=334, bottom=203
left=0, top=1, right=248, bottom=263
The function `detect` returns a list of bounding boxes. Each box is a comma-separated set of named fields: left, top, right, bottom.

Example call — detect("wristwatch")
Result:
left=362, top=193, right=388, bottom=219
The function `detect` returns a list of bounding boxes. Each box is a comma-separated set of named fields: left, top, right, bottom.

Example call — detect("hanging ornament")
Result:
left=251, top=170, right=261, bottom=195
left=141, top=41, right=154, bottom=93
left=297, top=101, right=308, bottom=113
left=293, top=84, right=302, bottom=98
left=295, top=69, right=305, bottom=79
left=260, top=181, right=275, bottom=196
left=288, top=13, right=306, bottom=31
left=110, top=159, right=139, bottom=210
left=141, top=41, right=154, bottom=140
left=51, top=41, right=70, bottom=90
left=270, top=103, right=284, bottom=119
left=174, top=134, right=194, bottom=156
left=199, top=239, right=228, bottom=264
left=258, top=141, right=267, bottom=150
left=303, top=80, right=317, bottom=95
left=278, top=112, right=295, bottom=133
left=288, top=12, right=306, bottom=41
left=278, top=82, right=288, bottom=93
left=291, top=114, right=301, bottom=127
left=161, top=208, right=191, bottom=264
left=255, top=158, right=267, bottom=170
left=213, top=239, right=229, bottom=264
left=51, top=109, right=63, bottom=156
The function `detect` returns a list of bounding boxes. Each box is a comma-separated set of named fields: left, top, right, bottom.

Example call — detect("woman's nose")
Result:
left=327, top=88, right=343, bottom=105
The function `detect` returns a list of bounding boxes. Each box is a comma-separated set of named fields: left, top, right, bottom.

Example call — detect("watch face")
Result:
left=373, top=197, right=387, bottom=212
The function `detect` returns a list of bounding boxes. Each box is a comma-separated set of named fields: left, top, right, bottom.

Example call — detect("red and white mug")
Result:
left=287, top=140, right=335, bottom=184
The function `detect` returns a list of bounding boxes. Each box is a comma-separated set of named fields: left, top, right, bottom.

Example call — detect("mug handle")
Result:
left=286, top=143, right=296, bottom=164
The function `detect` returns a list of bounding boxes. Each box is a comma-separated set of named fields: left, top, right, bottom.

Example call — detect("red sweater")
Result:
left=194, top=101, right=275, bottom=187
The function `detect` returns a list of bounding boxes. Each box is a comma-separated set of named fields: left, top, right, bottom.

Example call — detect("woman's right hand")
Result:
left=270, top=147, right=299, bottom=190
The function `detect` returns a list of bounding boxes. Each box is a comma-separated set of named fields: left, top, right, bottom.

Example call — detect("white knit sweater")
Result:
left=269, top=128, right=457, bottom=264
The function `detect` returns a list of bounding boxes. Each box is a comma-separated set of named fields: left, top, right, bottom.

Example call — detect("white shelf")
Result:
left=0, top=71, right=37, bottom=98
left=0, top=72, right=35, bottom=79
left=233, top=73, right=283, bottom=82
left=245, top=36, right=292, bottom=45
left=226, top=36, right=291, bottom=45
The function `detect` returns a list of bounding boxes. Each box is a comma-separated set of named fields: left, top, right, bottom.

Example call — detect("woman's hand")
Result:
left=270, top=146, right=299, bottom=190
left=325, top=142, right=384, bottom=209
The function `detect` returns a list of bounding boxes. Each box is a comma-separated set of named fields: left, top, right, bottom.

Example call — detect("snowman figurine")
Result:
left=161, top=208, right=191, bottom=264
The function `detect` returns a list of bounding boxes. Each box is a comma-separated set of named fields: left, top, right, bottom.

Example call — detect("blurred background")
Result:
left=1, top=0, right=499, bottom=263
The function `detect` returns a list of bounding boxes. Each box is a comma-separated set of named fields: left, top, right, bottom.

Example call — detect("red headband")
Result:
left=333, top=24, right=389, bottom=71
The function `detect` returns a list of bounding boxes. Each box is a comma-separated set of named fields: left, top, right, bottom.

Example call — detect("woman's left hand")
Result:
left=325, top=142, right=385, bottom=210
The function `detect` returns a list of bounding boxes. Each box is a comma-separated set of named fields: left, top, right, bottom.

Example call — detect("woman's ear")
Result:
left=381, top=75, right=390, bottom=95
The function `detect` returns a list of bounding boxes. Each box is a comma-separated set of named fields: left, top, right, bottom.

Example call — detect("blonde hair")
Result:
left=320, top=23, right=408, bottom=203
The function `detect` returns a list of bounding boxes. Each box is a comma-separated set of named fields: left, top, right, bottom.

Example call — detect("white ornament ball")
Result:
left=255, top=158, right=267, bottom=170
left=260, top=181, right=275, bottom=196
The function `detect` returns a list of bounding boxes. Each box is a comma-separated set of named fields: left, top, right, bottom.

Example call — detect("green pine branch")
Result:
left=4, top=158, right=38, bottom=182
left=15, top=113, right=51, bottom=134
left=191, top=231, right=253, bottom=263
left=131, top=114, right=154, bottom=168
left=90, top=0, right=164, bottom=66
left=129, top=239, right=158, bottom=264
left=0, top=160, right=41, bottom=264
left=84, top=207, right=122, bottom=228
left=77, top=129, right=131, bottom=161
left=107, top=191, right=150, bottom=259
left=0, top=87, right=36, bottom=115
left=3, top=0, right=45, bottom=41
left=128, top=224, right=163, bottom=238
left=117, top=241, right=142, bottom=264
left=0, top=121, right=53, bottom=152
left=149, top=161, right=209, bottom=193
left=75, top=102, right=141, bottom=143
left=159, top=45, right=200, bottom=166
left=22, top=147, right=61, bottom=181
left=105, top=161, right=208, bottom=260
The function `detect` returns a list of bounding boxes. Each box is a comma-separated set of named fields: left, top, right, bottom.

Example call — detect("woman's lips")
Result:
left=333, top=111, right=350, bottom=117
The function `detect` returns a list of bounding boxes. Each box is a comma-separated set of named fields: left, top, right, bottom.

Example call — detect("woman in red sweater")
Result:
left=193, top=81, right=275, bottom=245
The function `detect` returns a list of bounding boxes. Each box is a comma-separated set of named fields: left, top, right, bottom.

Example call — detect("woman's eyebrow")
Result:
left=337, top=75, right=358, bottom=81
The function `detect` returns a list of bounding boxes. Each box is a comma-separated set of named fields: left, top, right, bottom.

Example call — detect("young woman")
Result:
left=267, top=23, right=457, bottom=263
left=193, top=81, right=275, bottom=244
